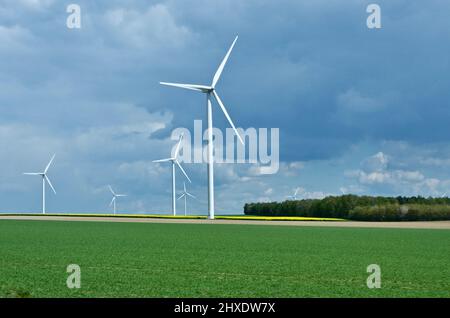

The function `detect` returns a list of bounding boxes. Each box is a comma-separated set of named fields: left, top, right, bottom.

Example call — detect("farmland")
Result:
left=0, top=219, right=449, bottom=297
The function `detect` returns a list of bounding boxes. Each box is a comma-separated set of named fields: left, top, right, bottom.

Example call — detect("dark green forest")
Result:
left=244, top=195, right=450, bottom=221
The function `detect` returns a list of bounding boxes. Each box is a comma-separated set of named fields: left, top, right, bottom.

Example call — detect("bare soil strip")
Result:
left=1, top=215, right=450, bottom=229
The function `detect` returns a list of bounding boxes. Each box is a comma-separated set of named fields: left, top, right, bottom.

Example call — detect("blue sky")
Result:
left=1, top=0, right=450, bottom=214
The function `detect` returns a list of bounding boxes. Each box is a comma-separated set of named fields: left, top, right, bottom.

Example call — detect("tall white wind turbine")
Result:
left=178, top=182, right=196, bottom=216
left=160, top=36, right=244, bottom=219
left=153, top=133, right=191, bottom=215
left=23, top=154, right=56, bottom=214
left=108, top=185, right=126, bottom=215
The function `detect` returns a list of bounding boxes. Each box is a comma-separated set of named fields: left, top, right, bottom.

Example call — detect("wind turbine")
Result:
left=160, top=36, right=244, bottom=220
left=287, top=188, right=300, bottom=200
left=178, top=182, right=196, bottom=216
left=23, top=154, right=56, bottom=214
left=108, top=185, right=126, bottom=215
left=153, top=133, right=191, bottom=215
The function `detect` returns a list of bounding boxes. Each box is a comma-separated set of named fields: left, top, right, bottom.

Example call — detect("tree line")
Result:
left=243, top=195, right=450, bottom=221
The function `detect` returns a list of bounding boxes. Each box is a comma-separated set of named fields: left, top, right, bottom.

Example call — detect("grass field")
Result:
left=0, top=219, right=449, bottom=297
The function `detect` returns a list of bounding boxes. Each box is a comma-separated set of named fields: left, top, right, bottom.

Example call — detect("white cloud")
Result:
left=0, top=25, right=34, bottom=51
left=104, top=4, right=193, bottom=49
left=423, top=178, right=440, bottom=191
left=0, top=102, right=175, bottom=212
left=393, top=170, right=425, bottom=182
left=354, top=169, right=424, bottom=185
left=13, top=0, right=55, bottom=10
left=358, top=171, right=391, bottom=184
left=70, top=104, right=171, bottom=158
left=339, top=185, right=363, bottom=195
left=337, top=88, right=385, bottom=113
left=348, top=151, right=449, bottom=196
left=214, top=163, right=251, bottom=183
left=361, top=151, right=389, bottom=172
left=244, top=161, right=303, bottom=177
left=419, top=157, right=450, bottom=167
left=302, top=191, right=328, bottom=199
left=280, top=161, right=305, bottom=176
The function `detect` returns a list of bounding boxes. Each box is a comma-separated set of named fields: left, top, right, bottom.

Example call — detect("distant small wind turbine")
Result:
left=153, top=133, right=191, bottom=215
left=287, top=188, right=300, bottom=200
left=108, top=185, right=126, bottom=215
left=23, top=154, right=56, bottom=214
left=160, top=36, right=244, bottom=220
left=178, top=182, right=196, bottom=216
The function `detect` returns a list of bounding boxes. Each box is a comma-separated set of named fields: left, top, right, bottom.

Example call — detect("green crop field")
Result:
left=0, top=219, right=449, bottom=298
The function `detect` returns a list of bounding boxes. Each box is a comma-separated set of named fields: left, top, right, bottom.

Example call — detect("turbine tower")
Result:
left=108, top=185, right=126, bottom=215
left=153, top=133, right=191, bottom=215
left=178, top=182, right=196, bottom=216
left=160, top=36, right=244, bottom=220
left=23, top=154, right=56, bottom=214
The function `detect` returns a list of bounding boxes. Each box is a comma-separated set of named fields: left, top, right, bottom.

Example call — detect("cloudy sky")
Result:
left=1, top=0, right=450, bottom=214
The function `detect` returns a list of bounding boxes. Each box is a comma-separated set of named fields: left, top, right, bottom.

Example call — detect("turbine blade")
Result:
left=212, top=36, right=238, bottom=88
left=45, top=175, right=56, bottom=194
left=44, top=154, right=56, bottom=174
left=116, top=194, right=127, bottom=197
left=212, top=91, right=244, bottom=145
left=174, top=133, right=184, bottom=159
left=109, top=197, right=115, bottom=207
left=183, top=182, right=186, bottom=193
left=108, top=185, right=115, bottom=195
left=175, top=160, right=191, bottom=183
left=177, top=193, right=185, bottom=200
left=186, top=192, right=196, bottom=199
left=23, top=172, right=41, bottom=175
left=160, top=82, right=204, bottom=92
left=152, top=158, right=173, bottom=163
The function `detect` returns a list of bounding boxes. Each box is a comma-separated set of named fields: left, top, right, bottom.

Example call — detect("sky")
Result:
left=1, top=0, right=450, bottom=214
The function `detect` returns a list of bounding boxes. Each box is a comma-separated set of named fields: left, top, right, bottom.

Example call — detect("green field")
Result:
left=0, top=220, right=449, bottom=297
